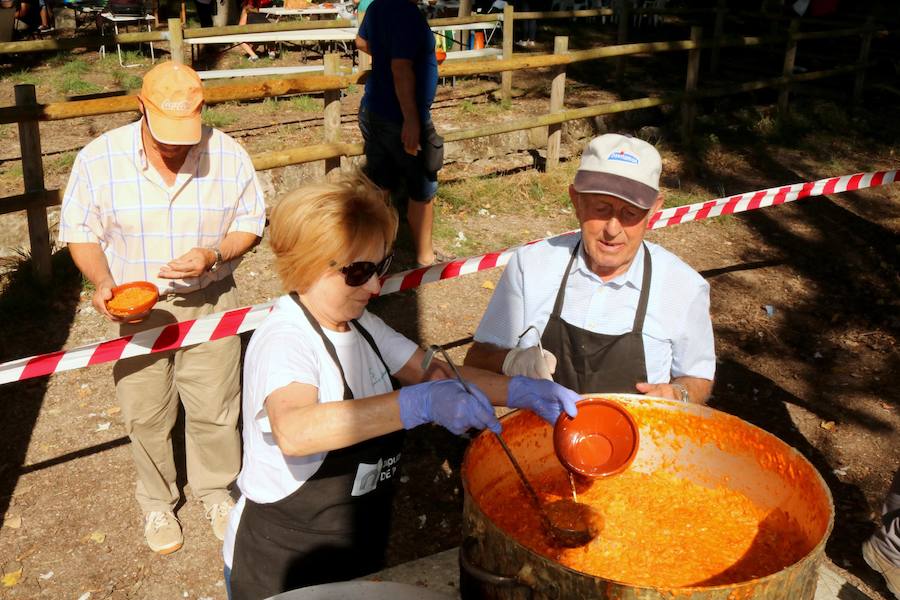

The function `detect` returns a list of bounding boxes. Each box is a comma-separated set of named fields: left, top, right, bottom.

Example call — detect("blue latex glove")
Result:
left=398, top=379, right=502, bottom=435
left=506, top=376, right=579, bottom=425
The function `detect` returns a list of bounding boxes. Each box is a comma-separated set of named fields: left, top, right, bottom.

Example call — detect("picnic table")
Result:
left=62, top=0, right=106, bottom=29
left=186, top=25, right=357, bottom=62
left=258, top=4, right=351, bottom=20
left=99, top=11, right=156, bottom=67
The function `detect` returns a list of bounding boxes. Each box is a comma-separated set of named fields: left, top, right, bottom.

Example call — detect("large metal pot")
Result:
left=460, top=395, right=834, bottom=600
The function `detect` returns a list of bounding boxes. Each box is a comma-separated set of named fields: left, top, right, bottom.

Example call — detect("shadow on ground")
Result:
left=0, top=248, right=82, bottom=526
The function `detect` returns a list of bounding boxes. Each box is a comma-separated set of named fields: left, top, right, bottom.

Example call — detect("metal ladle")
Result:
left=422, top=345, right=600, bottom=547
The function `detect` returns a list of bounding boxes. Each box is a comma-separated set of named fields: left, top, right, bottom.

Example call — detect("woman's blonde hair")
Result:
left=268, top=169, right=399, bottom=293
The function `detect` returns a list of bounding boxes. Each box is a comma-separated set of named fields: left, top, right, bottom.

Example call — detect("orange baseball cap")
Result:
left=139, top=62, right=204, bottom=146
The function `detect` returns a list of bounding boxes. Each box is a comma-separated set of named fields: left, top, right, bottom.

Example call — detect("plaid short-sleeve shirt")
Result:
left=59, top=120, right=266, bottom=294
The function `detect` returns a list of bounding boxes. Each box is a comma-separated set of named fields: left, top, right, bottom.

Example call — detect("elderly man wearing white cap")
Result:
left=465, top=133, right=715, bottom=404
left=59, top=62, right=266, bottom=555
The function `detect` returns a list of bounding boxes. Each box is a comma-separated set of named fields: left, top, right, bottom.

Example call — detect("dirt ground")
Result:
left=1, top=13, right=899, bottom=600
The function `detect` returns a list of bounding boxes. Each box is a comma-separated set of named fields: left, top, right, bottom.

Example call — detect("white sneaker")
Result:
left=205, top=497, right=235, bottom=542
left=515, top=40, right=529, bottom=48
left=144, top=511, right=183, bottom=555
left=863, top=538, right=900, bottom=599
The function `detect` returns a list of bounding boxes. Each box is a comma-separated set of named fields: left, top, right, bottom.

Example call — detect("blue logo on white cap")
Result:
left=608, top=150, right=639, bottom=165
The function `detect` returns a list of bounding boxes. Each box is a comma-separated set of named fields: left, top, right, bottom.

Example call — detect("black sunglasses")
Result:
left=339, top=253, right=394, bottom=287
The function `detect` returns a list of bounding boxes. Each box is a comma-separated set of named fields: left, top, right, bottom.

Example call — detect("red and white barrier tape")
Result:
left=1, top=168, right=895, bottom=385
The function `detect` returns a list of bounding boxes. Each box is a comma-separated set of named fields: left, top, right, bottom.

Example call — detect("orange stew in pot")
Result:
left=477, top=406, right=812, bottom=588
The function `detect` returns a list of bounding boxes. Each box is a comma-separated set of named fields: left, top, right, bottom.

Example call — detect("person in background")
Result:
left=863, top=468, right=900, bottom=599
left=355, top=0, right=444, bottom=268
left=58, top=62, right=266, bottom=555
left=224, top=170, right=579, bottom=599
left=513, top=0, right=537, bottom=47
left=238, top=0, right=275, bottom=61
left=12, top=0, right=40, bottom=36
left=36, top=0, right=51, bottom=31
left=465, top=133, right=715, bottom=403
left=195, top=0, right=214, bottom=27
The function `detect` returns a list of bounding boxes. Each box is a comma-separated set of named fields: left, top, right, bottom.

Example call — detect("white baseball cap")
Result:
left=572, top=134, right=662, bottom=210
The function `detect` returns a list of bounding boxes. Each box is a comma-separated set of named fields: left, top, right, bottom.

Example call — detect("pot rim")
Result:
left=462, top=394, right=836, bottom=592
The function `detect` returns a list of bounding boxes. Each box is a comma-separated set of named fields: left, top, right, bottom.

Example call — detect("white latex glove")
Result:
left=501, top=346, right=557, bottom=380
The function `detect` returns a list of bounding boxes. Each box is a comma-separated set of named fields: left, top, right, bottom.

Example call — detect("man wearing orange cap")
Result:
left=59, top=62, right=266, bottom=555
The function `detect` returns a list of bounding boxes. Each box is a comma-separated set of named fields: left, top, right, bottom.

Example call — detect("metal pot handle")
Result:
left=459, top=537, right=534, bottom=599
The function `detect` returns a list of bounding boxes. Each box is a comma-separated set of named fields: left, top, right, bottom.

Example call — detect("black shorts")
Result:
left=358, top=104, right=438, bottom=203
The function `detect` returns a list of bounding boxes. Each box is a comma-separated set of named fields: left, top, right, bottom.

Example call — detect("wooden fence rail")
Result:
left=0, top=61, right=872, bottom=216
left=0, top=16, right=890, bottom=282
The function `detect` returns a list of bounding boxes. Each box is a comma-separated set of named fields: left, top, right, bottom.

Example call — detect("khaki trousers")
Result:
left=113, top=276, right=242, bottom=515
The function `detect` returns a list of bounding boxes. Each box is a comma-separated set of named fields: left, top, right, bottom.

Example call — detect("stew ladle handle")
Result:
left=421, top=345, right=555, bottom=533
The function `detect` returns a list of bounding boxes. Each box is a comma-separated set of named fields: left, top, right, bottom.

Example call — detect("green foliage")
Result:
left=60, top=59, right=91, bottom=77
left=47, top=52, right=71, bottom=68
left=458, top=99, right=477, bottom=114
left=263, top=97, right=281, bottom=113
left=202, top=106, right=237, bottom=128
left=0, top=162, right=24, bottom=183
left=117, top=72, right=144, bottom=91
left=752, top=115, right=776, bottom=138
left=57, top=74, right=102, bottom=96
left=52, top=152, right=77, bottom=172
left=435, top=186, right=467, bottom=212
left=289, top=95, right=320, bottom=112
left=7, top=69, right=40, bottom=86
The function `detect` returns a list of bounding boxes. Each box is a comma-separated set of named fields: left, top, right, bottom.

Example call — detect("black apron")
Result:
left=541, top=240, right=652, bottom=394
left=229, top=295, right=404, bottom=600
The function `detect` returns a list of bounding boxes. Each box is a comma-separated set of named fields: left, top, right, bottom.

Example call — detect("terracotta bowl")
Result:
left=553, top=397, right=639, bottom=478
left=106, top=281, right=159, bottom=321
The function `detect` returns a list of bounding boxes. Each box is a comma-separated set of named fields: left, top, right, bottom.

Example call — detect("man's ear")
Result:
left=650, top=192, right=664, bottom=214
left=569, top=184, right=581, bottom=217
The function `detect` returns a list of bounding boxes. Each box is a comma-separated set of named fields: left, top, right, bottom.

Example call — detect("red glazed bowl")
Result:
left=553, top=397, right=639, bottom=478
left=106, top=281, right=159, bottom=321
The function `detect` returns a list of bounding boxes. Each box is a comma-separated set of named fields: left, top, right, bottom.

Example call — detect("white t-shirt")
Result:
left=474, top=234, right=715, bottom=384
left=223, top=295, right=418, bottom=567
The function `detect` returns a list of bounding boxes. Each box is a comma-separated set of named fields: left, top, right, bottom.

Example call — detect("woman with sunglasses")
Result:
left=223, top=170, right=580, bottom=599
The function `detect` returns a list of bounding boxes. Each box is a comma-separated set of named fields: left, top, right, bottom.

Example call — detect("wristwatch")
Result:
left=207, top=247, right=223, bottom=273
left=671, top=382, right=690, bottom=403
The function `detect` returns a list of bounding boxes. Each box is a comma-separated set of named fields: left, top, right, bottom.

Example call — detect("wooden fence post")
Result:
left=546, top=36, right=568, bottom=171
left=681, top=26, right=702, bottom=146
left=501, top=3, right=514, bottom=103
left=853, top=16, right=874, bottom=107
left=615, top=0, right=629, bottom=87
left=15, top=84, right=52, bottom=284
left=778, top=19, right=798, bottom=120
left=711, top=0, right=725, bottom=75
left=168, top=17, right=184, bottom=65
left=323, top=53, right=342, bottom=174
